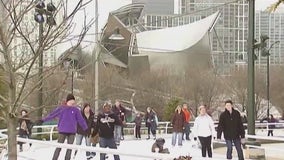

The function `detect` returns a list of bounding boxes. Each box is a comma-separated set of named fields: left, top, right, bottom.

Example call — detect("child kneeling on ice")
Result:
left=151, top=138, right=170, bottom=154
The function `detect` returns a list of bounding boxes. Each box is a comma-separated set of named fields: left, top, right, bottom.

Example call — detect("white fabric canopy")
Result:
left=136, top=11, right=220, bottom=53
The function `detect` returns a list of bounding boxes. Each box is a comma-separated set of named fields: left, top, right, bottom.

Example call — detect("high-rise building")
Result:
left=133, top=0, right=284, bottom=74
left=133, top=0, right=249, bottom=74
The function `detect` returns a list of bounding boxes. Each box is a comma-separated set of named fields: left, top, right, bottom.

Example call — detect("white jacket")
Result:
left=193, top=114, right=215, bottom=137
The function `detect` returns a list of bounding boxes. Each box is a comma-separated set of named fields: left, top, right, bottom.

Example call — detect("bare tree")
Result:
left=269, top=66, right=284, bottom=115
left=223, top=69, right=248, bottom=112
left=268, top=0, right=284, bottom=12
left=183, top=68, right=222, bottom=116
left=0, top=0, right=94, bottom=159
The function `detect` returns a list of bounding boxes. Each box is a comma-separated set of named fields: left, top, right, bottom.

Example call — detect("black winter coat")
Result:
left=94, top=111, right=119, bottom=139
left=77, top=111, right=95, bottom=136
left=18, top=116, right=33, bottom=136
left=217, top=108, right=245, bottom=140
left=112, top=105, right=126, bottom=126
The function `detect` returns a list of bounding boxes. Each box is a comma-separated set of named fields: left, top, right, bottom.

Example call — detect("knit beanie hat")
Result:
left=66, top=93, right=75, bottom=102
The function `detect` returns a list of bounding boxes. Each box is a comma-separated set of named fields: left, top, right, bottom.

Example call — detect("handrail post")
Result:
left=165, top=122, right=169, bottom=134
left=50, top=126, right=55, bottom=141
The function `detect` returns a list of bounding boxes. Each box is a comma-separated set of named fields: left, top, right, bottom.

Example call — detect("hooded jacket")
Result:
left=94, top=111, right=119, bottom=138
left=43, top=105, right=87, bottom=134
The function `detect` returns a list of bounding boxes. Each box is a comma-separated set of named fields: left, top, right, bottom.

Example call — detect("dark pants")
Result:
left=225, top=138, right=244, bottom=160
left=198, top=136, right=212, bottom=158
left=18, top=133, right=32, bottom=150
left=147, top=125, right=151, bottom=137
left=99, top=137, right=120, bottom=160
left=52, top=133, right=75, bottom=160
left=268, top=130, right=273, bottom=136
left=135, top=125, right=141, bottom=138
left=183, top=122, right=191, bottom=140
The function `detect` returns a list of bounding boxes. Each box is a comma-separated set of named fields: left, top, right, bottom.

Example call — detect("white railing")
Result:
left=1, top=122, right=284, bottom=160
left=16, top=137, right=177, bottom=160
left=0, top=124, right=177, bottom=160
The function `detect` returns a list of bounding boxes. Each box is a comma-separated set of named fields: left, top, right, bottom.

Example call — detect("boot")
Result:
left=146, top=135, right=150, bottom=140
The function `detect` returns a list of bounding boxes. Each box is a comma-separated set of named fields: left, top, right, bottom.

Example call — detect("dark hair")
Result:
left=224, top=100, right=233, bottom=105
left=66, top=93, right=75, bottom=102
left=83, top=103, right=90, bottom=108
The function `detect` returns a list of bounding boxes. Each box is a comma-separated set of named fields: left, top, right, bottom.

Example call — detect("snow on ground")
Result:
left=5, top=130, right=284, bottom=160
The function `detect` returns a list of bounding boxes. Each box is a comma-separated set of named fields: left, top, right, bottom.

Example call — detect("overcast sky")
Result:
left=58, top=0, right=283, bottom=56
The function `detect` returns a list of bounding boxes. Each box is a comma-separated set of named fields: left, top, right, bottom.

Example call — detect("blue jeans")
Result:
left=225, top=138, right=244, bottom=160
left=114, top=125, right=122, bottom=145
left=183, top=122, right=191, bottom=140
left=99, top=137, right=120, bottom=160
left=171, top=132, right=183, bottom=146
left=74, top=134, right=95, bottom=157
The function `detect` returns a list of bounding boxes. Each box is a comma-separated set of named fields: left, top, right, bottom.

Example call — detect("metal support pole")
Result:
left=266, top=55, right=270, bottom=118
left=37, top=23, right=44, bottom=119
left=71, top=61, right=74, bottom=94
left=247, top=0, right=255, bottom=135
left=93, top=0, right=99, bottom=113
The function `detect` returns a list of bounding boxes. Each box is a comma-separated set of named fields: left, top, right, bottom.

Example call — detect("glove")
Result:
left=194, top=137, right=197, bottom=141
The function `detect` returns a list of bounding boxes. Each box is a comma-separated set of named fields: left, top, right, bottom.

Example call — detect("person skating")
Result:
left=171, top=105, right=185, bottom=147
left=18, top=109, right=33, bottom=152
left=134, top=113, right=142, bottom=139
left=182, top=103, right=191, bottom=140
left=38, top=93, right=88, bottom=160
left=73, top=103, right=96, bottom=160
left=217, top=100, right=245, bottom=160
left=112, top=99, right=126, bottom=146
left=193, top=105, right=215, bottom=158
left=145, top=107, right=157, bottom=140
left=93, top=102, right=120, bottom=160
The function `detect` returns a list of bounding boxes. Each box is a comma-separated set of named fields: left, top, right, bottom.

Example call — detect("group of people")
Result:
left=167, top=100, right=245, bottom=160
left=191, top=100, right=246, bottom=160
left=18, top=94, right=249, bottom=160
left=18, top=94, right=127, bottom=160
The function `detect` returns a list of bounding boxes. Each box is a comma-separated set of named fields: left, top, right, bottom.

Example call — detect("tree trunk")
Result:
left=7, top=115, right=17, bottom=160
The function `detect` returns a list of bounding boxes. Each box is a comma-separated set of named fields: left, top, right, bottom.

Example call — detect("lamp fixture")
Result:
left=34, top=0, right=56, bottom=25
left=47, top=2, right=56, bottom=12
left=34, top=12, right=45, bottom=23
left=109, top=28, right=125, bottom=40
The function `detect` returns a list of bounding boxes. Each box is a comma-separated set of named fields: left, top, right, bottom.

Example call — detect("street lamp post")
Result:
left=260, top=38, right=280, bottom=118
left=34, top=0, right=56, bottom=118
left=71, top=60, right=74, bottom=94
left=247, top=0, right=256, bottom=136
left=92, top=0, right=125, bottom=113
left=93, top=0, right=99, bottom=113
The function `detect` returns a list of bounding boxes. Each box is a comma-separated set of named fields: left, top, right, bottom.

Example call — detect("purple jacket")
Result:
left=42, top=105, right=87, bottom=134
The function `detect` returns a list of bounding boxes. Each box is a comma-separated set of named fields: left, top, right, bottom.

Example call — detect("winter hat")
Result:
left=66, top=93, right=75, bottom=102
